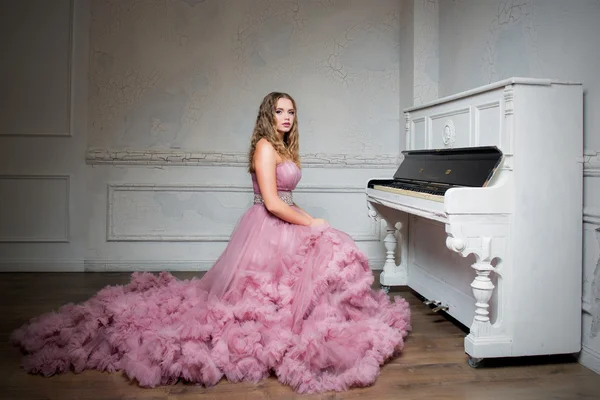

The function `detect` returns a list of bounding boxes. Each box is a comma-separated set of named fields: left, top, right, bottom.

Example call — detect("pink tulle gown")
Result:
left=10, top=161, right=411, bottom=394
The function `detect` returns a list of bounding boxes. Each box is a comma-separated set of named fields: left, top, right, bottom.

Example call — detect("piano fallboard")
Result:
left=367, top=146, right=503, bottom=195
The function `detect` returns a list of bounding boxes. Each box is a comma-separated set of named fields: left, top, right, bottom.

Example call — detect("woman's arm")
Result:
left=253, top=139, right=312, bottom=226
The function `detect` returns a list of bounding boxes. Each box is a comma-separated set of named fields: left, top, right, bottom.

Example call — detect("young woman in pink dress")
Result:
left=11, top=92, right=411, bottom=394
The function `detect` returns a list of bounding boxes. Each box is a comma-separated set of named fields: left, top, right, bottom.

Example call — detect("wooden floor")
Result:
left=1, top=272, right=599, bottom=400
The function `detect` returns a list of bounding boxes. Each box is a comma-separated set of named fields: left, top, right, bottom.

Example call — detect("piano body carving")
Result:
left=366, top=77, right=583, bottom=364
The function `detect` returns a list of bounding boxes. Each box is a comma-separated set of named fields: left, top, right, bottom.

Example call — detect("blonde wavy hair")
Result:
left=248, top=92, right=301, bottom=173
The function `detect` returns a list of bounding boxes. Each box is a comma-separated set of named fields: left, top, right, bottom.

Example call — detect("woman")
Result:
left=11, top=92, right=411, bottom=394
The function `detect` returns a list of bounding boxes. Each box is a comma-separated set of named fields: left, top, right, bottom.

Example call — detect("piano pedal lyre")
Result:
left=423, top=299, right=449, bottom=313
left=432, top=304, right=449, bottom=313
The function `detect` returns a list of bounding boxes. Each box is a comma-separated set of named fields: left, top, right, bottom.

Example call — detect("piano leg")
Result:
left=467, top=258, right=494, bottom=369
left=367, top=201, right=408, bottom=290
left=470, top=258, right=495, bottom=338
left=446, top=218, right=512, bottom=363
left=467, top=356, right=484, bottom=368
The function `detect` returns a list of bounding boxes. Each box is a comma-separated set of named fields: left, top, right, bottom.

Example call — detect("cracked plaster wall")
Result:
left=435, top=0, right=600, bottom=374
left=87, top=0, right=402, bottom=162
left=398, top=0, right=439, bottom=110
left=83, top=0, right=404, bottom=271
left=412, top=0, right=438, bottom=106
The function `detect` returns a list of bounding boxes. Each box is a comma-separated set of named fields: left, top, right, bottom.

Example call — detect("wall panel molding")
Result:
left=583, top=149, right=600, bottom=226
left=87, top=148, right=401, bottom=169
left=0, top=174, right=70, bottom=242
left=107, top=183, right=380, bottom=242
left=584, top=149, right=600, bottom=177
left=584, top=208, right=600, bottom=226
left=0, top=0, right=74, bottom=137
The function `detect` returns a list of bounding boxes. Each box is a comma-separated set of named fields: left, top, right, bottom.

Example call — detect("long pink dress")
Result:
left=10, top=161, right=411, bottom=394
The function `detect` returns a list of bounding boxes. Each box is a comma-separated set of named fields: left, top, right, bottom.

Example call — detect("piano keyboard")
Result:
left=372, top=184, right=445, bottom=203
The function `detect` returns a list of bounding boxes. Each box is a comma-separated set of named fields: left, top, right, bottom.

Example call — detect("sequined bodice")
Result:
left=251, top=161, right=301, bottom=205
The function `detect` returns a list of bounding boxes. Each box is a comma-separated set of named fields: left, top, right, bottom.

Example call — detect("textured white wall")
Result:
left=0, top=0, right=406, bottom=272
left=412, top=0, right=438, bottom=106
left=399, top=0, right=440, bottom=107
left=433, top=0, right=600, bottom=375
left=86, top=0, right=402, bottom=160
left=83, top=0, right=406, bottom=271
left=0, top=0, right=89, bottom=271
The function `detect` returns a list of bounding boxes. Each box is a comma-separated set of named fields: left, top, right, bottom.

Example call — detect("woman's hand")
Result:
left=310, top=218, right=327, bottom=227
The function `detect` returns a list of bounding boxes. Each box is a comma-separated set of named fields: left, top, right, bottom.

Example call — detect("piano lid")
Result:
left=393, top=146, right=503, bottom=188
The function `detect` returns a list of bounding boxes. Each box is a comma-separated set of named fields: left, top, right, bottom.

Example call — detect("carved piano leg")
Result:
left=470, top=261, right=495, bottom=338
left=446, top=224, right=510, bottom=364
left=367, top=201, right=408, bottom=290
left=381, top=225, right=398, bottom=293
left=465, top=261, right=495, bottom=369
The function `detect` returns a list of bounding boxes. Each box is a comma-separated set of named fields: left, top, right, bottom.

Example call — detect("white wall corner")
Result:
left=579, top=344, right=600, bottom=375
left=580, top=227, right=600, bottom=374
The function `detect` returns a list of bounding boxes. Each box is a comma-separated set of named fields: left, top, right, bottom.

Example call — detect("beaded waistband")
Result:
left=254, top=191, right=294, bottom=206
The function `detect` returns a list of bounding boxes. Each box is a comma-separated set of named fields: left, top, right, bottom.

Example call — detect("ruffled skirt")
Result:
left=11, top=204, right=411, bottom=393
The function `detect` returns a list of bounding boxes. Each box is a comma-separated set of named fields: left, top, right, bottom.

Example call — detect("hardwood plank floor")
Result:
left=1, top=271, right=598, bottom=400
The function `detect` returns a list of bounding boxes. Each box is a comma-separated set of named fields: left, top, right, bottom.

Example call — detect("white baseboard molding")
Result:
left=0, top=258, right=385, bottom=272
left=579, top=344, right=600, bottom=375
left=85, top=258, right=385, bottom=272
left=0, top=260, right=84, bottom=272
left=84, top=259, right=216, bottom=272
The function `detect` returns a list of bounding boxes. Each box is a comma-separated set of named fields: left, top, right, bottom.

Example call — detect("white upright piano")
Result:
left=366, top=77, right=583, bottom=366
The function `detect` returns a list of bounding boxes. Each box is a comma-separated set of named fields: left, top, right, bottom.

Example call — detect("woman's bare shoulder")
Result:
left=255, top=137, right=275, bottom=153
left=255, top=138, right=282, bottom=163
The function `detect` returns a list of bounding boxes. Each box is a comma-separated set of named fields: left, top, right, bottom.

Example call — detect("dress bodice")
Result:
left=251, top=161, right=301, bottom=194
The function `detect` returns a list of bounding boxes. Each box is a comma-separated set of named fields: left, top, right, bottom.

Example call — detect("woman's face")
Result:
left=274, top=97, right=295, bottom=137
